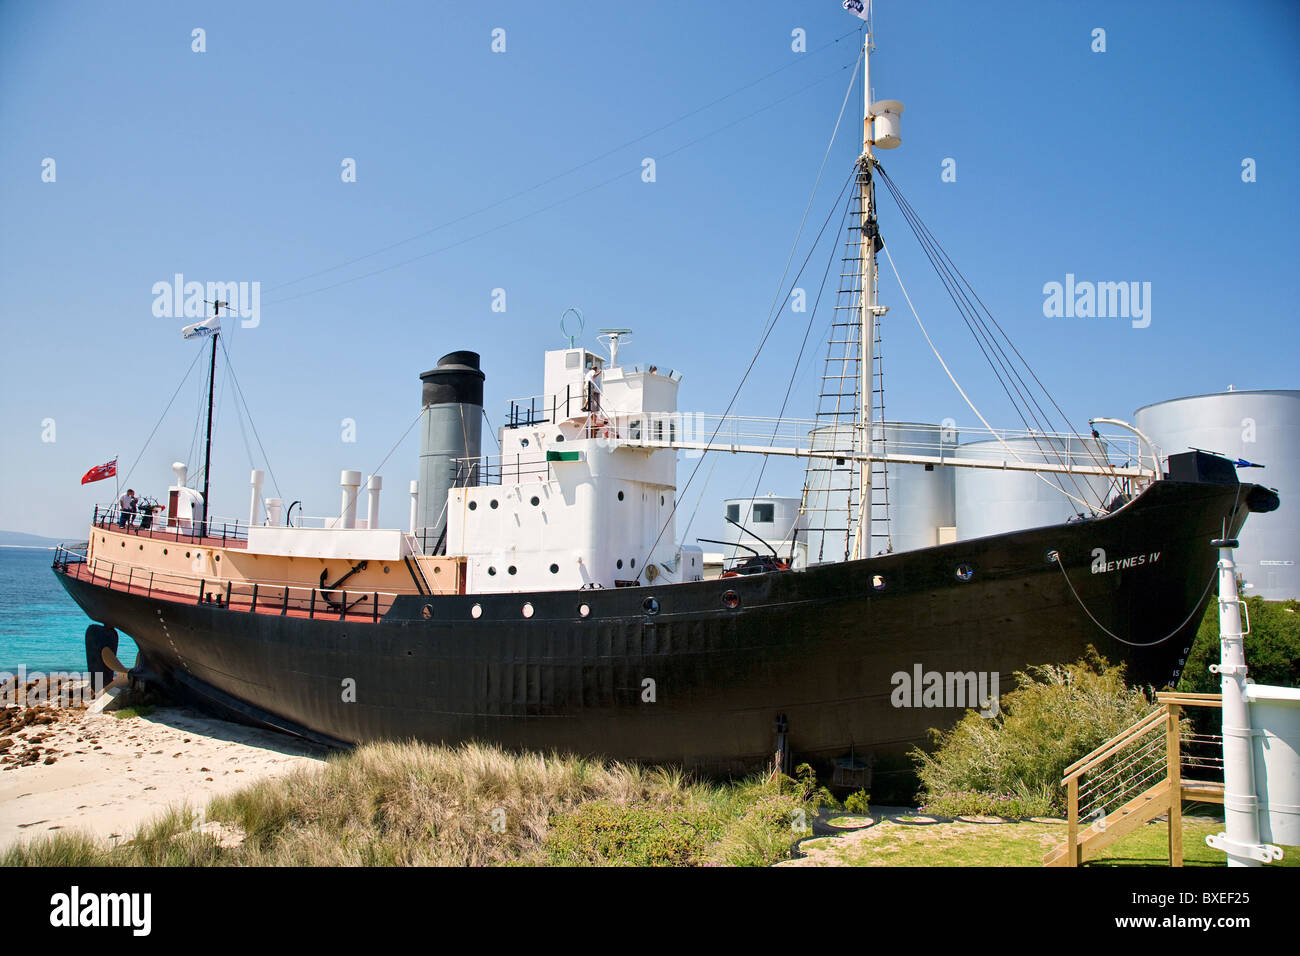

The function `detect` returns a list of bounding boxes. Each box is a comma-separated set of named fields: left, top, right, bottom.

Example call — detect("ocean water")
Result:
left=0, top=547, right=137, bottom=674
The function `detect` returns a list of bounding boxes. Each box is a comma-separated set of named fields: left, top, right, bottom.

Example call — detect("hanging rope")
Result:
left=118, top=347, right=206, bottom=488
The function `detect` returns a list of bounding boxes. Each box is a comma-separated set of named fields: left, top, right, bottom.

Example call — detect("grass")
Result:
left=111, top=705, right=156, bottom=720
left=1, top=741, right=824, bottom=867
left=792, top=811, right=1299, bottom=868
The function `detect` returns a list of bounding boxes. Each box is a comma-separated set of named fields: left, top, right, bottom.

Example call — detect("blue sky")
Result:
left=1, top=0, right=1296, bottom=540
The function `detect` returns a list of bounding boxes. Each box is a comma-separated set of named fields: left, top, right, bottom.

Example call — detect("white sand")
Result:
left=0, top=706, right=326, bottom=850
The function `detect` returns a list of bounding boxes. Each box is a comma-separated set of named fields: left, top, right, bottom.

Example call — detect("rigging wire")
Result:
left=266, top=27, right=863, bottom=296
left=637, top=166, right=857, bottom=578
left=876, top=168, right=1089, bottom=502
left=876, top=164, right=1112, bottom=499
left=878, top=241, right=1098, bottom=510
left=118, top=347, right=206, bottom=489
left=737, top=192, right=854, bottom=562
left=875, top=165, right=1106, bottom=510
left=219, top=337, right=283, bottom=501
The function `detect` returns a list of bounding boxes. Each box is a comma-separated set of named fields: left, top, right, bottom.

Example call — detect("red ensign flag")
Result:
left=80, top=458, right=118, bottom=485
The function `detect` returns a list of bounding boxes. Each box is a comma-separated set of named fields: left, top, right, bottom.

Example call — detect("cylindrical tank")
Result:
left=1135, top=390, right=1298, bottom=600
left=722, top=495, right=802, bottom=561
left=418, top=351, right=485, bottom=551
left=871, top=422, right=958, bottom=554
left=802, top=424, right=856, bottom=564
left=955, top=435, right=1111, bottom=541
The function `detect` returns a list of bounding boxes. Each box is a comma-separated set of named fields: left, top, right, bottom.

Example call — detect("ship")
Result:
left=52, top=9, right=1280, bottom=777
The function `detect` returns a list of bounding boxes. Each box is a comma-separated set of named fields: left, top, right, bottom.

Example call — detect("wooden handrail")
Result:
left=1156, top=691, right=1223, bottom=709
left=1063, top=707, right=1167, bottom=781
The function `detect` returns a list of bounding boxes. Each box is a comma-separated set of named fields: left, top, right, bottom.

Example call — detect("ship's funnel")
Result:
left=418, top=351, right=485, bottom=552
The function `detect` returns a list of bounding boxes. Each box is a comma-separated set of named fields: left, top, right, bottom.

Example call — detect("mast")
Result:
left=851, top=26, right=877, bottom=561
left=200, top=300, right=224, bottom=537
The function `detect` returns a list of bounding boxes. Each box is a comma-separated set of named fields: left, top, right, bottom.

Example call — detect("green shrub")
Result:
left=545, top=801, right=723, bottom=866
left=918, top=784, right=1054, bottom=819
left=911, top=649, right=1154, bottom=815
left=843, top=790, right=871, bottom=815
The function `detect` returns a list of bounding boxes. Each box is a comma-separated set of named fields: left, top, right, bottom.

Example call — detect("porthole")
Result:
left=630, top=558, right=636, bottom=569
left=642, top=597, right=660, bottom=616
left=550, top=564, right=559, bottom=574
left=120, top=541, right=125, bottom=547
left=383, top=566, right=390, bottom=574
left=522, top=602, right=534, bottom=618
left=433, top=565, right=442, bottom=574
left=488, top=566, right=497, bottom=576
left=508, top=566, right=517, bottom=575
left=616, top=559, right=623, bottom=570
left=490, top=500, right=499, bottom=509
left=185, top=551, right=191, bottom=558
left=660, top=495, right=665, bottom=506
left=530, top=496, right=539, bottom=507
left=469, top=501, right=478, bottom=511
left=471, top=604, right=483, bottom=619
left=722, top=589, right=741, bottom=610
left=422, top=605, right=433, bottom=620
left=139, top=544, right=144, bottom=550
left=617, top=490, right=624, bottom=501
left=163, top=548, right=168, bottom=555
left=215, top=554, right=220, bottom=562
left=872, top=574, right=885, bottom=591
left=955, top=564, right=974, bottom=582
left=555, top=434, right=565, bottom=442
left=520, top=438, right=530, bottom=448
left=578, top=603, right=590, bottom=618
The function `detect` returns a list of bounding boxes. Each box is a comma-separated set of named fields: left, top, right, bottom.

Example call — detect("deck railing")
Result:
left=54, top=545, right=407, bottom=623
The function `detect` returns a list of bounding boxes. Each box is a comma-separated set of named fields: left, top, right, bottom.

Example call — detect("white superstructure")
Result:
left=446, top=343, right=703, bottom=593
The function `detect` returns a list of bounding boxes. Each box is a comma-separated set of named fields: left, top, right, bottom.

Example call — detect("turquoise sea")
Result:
left=0, top=547, right=137, bottom=674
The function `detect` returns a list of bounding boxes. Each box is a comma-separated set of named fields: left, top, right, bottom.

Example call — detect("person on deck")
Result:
left=117, top=489, right=137, bottom=528
left=583, top=365, right=602, bottom=414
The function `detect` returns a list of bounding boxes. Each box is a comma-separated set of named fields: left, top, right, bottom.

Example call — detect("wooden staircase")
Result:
left=1045, top=692, right=1225, bottom=867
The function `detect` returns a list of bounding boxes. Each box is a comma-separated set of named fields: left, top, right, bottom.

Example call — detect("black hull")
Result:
left=55, top=480, right=1262, bottom=773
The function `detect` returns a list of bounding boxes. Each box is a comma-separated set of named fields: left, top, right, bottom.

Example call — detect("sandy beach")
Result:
left=0, top=704, right=327, bottom=851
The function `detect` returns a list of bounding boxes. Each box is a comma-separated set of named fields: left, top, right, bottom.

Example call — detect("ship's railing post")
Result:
left=148, top=570, right=154, bottom=597
left=224, top=581, right=231, bottom=607
left=281, top=587, right=289, bottom=616
left=251, top=583, right=258, bottom=612
left=127, top=567, right=133, bottom=592
left=340, top=590, right=348, bottom=621
left=198, top=578, right=205, bottom=604
left=309, top=588, right=316, bottom=619
left=372, top=591, right=379, bottom=623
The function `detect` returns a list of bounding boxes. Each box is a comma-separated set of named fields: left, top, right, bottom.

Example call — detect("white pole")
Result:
left=1211, top=537, right=1265, bottom=866
left=408, top=479, right=420, bottom=536
left=366, top=474, right=383, bottom=530
left=339, top=470, right=362, bottom=529
left=248, top=469, right=265, bottom=528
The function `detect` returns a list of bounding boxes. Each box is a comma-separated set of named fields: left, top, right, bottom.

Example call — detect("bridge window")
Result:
left=726, top=504, right=740, bottom=522
left=752, top=504, right=775, bottom=523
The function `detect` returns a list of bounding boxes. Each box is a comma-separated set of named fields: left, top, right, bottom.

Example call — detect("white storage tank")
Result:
left=1134, top=389, right=1298, bottom=600
left=954, top=435, right=1112, bottom=541
left=802, top=423, right=857, bottom=565
left=722, top=495, right=803, bottom=563
left=870, top=422, right=959, bottom=554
